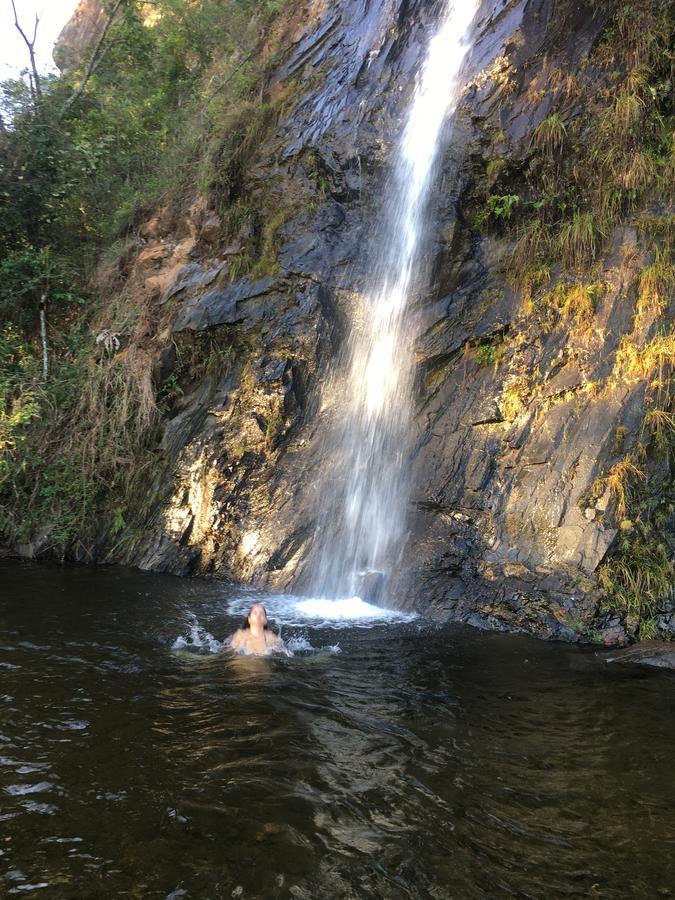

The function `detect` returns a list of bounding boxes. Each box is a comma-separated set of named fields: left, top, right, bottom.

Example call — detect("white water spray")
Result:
left=307, top=0, right=479, bottom=600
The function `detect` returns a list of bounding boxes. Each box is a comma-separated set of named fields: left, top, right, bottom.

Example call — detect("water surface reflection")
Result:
left=1, top=560, right=674, bottom=898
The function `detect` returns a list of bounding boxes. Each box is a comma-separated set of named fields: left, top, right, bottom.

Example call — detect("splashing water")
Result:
left=171, top=618, right=223, bottom=654
left=307, top=1, right=479, bottom=600
left=284, top=636, right=342, bottom=655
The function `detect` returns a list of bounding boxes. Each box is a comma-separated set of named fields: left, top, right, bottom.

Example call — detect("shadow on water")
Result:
left=1, top=560, right=674, bottom=898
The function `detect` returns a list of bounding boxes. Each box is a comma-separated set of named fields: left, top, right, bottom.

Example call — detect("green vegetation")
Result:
left=596, top=335, right=674, bottom=637
left=0, top=318, right=164, bottom=547
left=0, top=0, right=292, bottom=551
left=473, top=193, right=519, bottom=230
left=473, top=0, right=672, bottom=287
left=2, top=1, right=286, bottom=256
left=250, top=207, right=291, bottom=278
left=474, top=336, right=506, bottom=369
left=264, top=403, right=285, bottom=449
left=557, top=212, right=603, bottom=271
left=634, top=247, right=674, bottom=327
left=599, top=523, right=674, bottom=641
left=0, top=327, right=40, bottom=460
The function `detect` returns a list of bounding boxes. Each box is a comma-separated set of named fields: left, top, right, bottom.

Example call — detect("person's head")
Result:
left=244, top=603, right=269, bottom=631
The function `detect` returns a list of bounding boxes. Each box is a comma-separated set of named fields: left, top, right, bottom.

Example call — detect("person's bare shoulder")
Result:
left=228, top=629, right=247, bottom=651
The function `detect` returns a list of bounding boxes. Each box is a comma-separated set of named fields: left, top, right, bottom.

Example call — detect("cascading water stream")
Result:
left=307, top=0, right=480, bottom=601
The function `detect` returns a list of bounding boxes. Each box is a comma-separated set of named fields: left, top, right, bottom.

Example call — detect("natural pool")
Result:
left=1, top=560, right=673, bottom=898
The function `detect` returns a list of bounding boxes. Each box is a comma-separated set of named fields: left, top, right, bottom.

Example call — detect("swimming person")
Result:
left=228, top=603, right=290, bottom=656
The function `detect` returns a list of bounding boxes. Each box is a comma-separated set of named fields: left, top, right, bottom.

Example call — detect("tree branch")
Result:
left=10, top=0, right=42, bottom=107
left=60, top=0, right=126, bottom=116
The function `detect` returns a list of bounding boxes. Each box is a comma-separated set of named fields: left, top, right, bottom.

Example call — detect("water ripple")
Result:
left=1, top=561, right=674, bottom=899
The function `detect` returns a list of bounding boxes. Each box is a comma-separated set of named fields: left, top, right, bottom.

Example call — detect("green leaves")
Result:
left=0, top=246, right=84, bottom=329
left=473, top=193, right=519, bottom=231
left=0, top=325, right=40, bottom=483
left=487, top=193, right=520, bottom=219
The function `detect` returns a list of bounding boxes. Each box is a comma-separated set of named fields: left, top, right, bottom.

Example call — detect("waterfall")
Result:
left=307, top=0, right=479, bottom=601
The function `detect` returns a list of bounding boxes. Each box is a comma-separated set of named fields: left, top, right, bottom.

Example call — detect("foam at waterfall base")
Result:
left=293, top=596, right=408, bottom=622
left=227, top=593, right=415, bottom=629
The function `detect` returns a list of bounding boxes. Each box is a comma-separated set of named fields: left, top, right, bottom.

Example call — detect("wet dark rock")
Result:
left=356, top=570, right=386, bottom=604
left=599, top=626, right=630, bottom=648
left=604, top=642, right=675, bottom=670
left=279, top=202, right=353, bottom=280
left=655, top=610, right=675, bottom=639
left=154, top=344, right=177, bottom=387
left=172, top=276, right=277, bottom=331
left=15, top=526, right=57, bottom=561
left=161, top=262, right=223, bottom=304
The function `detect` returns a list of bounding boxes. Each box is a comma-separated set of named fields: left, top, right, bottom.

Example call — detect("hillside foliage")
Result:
left=0, top=0, right=288, bottom=548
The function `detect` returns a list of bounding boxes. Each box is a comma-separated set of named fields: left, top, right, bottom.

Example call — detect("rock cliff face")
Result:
left=48, top=0, right=673, bottom=641
left=53, top=0, right=109, bottom=72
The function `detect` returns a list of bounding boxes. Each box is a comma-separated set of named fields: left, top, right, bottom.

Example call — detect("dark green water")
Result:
left=1, top=560, right=673, bottom=899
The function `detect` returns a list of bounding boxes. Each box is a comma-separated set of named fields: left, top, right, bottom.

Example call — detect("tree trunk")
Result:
left=39, top=294, right=48, bottom=379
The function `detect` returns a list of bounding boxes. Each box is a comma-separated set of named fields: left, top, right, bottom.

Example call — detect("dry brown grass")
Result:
left=643, top=407, right=675, bottom=446
left=543, top=280, right=603, bottom=332
left=511, top=220, right=553, bottom=308
left=620, top=150, right=656, bottom=192
left=604, top=457, right=646, bottom=520
left=531, top=113, right=567, bottom=158
left=557, top=212, right=602, bottom=270
left=616, top=6, right=664, bottom=69
left=636, top=249, right=674, bottom=322
left=614, top=332, right=675, bottom=382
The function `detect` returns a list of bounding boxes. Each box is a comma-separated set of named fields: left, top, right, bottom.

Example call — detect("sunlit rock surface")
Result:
left=53, top=0, right=110, bottom=73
